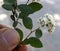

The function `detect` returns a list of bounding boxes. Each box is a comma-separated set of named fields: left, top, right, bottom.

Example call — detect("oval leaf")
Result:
left=18, top=4, right=33, bottom=14
left=13, top=21, right=18, bottom=28
left=2, top=4, right=13, bottom=10
left=35, top=28, right=42, bottom=38
left=22, top=39, right=29, bottom=45
left=28, top=37, right=43, bottom=48
left=15, top=28, right=23, bottom=41
left=28, top=2, right=43, bottom=12
left=23, top=17, right=33, bottom=29
left=19, top=13, right=28, bottom=19
left=3, top=0, right=16, bottom=4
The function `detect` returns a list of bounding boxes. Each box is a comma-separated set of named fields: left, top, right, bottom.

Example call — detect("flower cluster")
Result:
left=39, top=13, right=56, bottom=33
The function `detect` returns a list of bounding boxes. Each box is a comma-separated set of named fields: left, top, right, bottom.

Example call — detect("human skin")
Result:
left=13, top=45, right=27, bottom=51
left=0, top=24, right=28, bottom=51
left=0, top=24, right=20, bottom=51
left=18, top=45, right=27, bottom=51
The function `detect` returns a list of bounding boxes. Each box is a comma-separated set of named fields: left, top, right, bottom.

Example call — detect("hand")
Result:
left=0, top=24, right=20, bottom=51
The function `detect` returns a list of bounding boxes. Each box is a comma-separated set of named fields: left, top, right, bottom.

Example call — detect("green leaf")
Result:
left=28, top=2, right=43, bottom=12
left=15, top=28, right=23, bottom=41
left=2, top=4, right=13, bottom=10
left=22, top=39, right=29, bottom=45
left=10, top=15, right=15, bottom=21
left=28, top=37, right=43, bottom=48
left=3, top=0, right=16, bottom=4
left=35, top=28, right=42, bottom=38
left=3, top=0, right=17, bottom=10
left=23, top=17, right=33, bottom=29
left=13, top=21, right=18, bottom=28
left=18, top=4, right=33, bottom=14
left=19, top=13, right=28, bottom=19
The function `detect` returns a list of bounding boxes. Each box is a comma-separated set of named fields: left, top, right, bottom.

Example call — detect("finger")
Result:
left=0, top=36, right=11, bottom=51
left=0, top=25, right=8, bottom=34
left=0, top=24, right=20, bottom=50
left=4, top=28, right=20, bottom=50
left=13, top=45, right=27, bottom=51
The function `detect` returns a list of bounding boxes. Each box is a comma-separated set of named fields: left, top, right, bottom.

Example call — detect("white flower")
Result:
left=48, top=26, right=55, bottom=33
left=38, top=13, right=56, bottom=33
left=39, top=17, right=47, bottom=27
left=44, top=13, right=54, bottom=20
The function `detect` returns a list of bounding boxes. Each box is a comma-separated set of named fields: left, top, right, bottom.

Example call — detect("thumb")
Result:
left=0, top=25, right=20, bottom=51
left=0, top=36, right=11, bottom=51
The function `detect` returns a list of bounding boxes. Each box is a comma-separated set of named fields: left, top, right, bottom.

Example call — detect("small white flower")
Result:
left=43, top=17, right=48, bottom=24
left=44, top=13, right=54, bottom=20
left=39, top=17, right=46, bottom=27
left=48, top=26, right=55, bottom=33
left=38, top=13, right=56, bottom=33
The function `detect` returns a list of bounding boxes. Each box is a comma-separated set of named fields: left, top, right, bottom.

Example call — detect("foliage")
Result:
left=35, top=28, right=42, bottom=38
left=39, top=13, right=55, bottom=33
left=2, top=0, right=43, bottom=48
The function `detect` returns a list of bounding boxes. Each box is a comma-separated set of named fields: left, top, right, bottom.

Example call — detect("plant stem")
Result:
left=18, top=21, right=22, bottom=25
left=26, top=0, right=29, bottom=4
left=12, top=5, right=22, bottom=25
left=24, top=27, right=40, bottom=40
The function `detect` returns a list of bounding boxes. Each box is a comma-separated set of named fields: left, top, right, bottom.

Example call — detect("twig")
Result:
left=18, top=21, right=22, bottom=25
left=26, top=0, right=29, bottom=4
left=24, top=27, right=40, bottom=40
